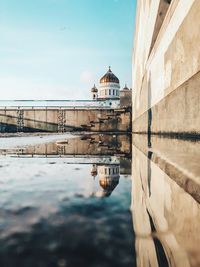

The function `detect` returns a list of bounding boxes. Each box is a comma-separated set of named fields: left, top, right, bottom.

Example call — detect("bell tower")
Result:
left=91, top=84, right=98, bottom=100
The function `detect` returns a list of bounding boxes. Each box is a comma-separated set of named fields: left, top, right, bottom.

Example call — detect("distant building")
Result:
left=98, top=66, right=120, bottom=100
left=91, top=85, right=98, bottom=101
left=120, top=84, right=132, bottom=108
left=91, top=67, right=132, bottom=109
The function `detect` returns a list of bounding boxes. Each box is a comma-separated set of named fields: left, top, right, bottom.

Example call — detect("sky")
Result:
left=0, top=0, right=136, bottom=100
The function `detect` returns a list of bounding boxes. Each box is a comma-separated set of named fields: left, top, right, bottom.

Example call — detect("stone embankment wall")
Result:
left=0, top=108, right=131, bottom=133
left=132, top=0, right=200, bottom=136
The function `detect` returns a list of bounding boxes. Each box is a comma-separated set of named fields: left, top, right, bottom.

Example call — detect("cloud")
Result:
left=0, top=76, right=89, bottom=100
left=80, top=70, right=94, bottom=84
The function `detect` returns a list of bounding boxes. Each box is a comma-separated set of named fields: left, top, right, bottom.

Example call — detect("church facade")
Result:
left=91, top=67, right=132, bottom=109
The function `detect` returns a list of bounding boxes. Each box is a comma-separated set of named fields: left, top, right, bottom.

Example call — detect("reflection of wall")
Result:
left=132, top=140, right=200, bottom=267
left=133, top=134, right=200, bottom=202
left=120, top=158, right=132, bottom=175
left=15, top=134, right=131, bottom=158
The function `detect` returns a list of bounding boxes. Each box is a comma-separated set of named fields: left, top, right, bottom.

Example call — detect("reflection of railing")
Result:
left=0, top=100, right=119, bottom=109
left=7, top=155, right=121, bottom=165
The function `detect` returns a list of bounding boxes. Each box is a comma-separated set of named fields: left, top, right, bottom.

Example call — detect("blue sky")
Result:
left=0, top=0, right=136, bottom=100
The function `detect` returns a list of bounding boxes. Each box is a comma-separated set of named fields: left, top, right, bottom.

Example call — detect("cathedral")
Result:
left=91, top=67, right=132, bottom=109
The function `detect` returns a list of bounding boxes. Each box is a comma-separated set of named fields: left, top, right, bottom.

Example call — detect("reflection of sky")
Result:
left=0, top=0, right=136, bottom=100
left=0, top=157, right=134, bottom=266
left=0, top=158, right=131, bottom=237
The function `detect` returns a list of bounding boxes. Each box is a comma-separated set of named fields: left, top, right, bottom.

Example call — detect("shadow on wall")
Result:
left=148, top=72, right=152, bottom=147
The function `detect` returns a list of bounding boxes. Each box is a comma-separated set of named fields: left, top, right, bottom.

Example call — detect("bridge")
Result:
left=0, top=100, right=131, bottom=133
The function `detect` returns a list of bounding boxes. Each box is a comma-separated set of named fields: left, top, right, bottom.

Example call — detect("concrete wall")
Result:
left=0, top=108, right=131, bottom=133
left=132, top=0, right=200, bottom=136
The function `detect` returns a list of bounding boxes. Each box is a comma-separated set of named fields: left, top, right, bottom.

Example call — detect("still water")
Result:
left=0, top=133, right=199, bottom=267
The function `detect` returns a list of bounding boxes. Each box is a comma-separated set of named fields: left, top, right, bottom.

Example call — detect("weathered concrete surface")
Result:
left=132, top=0, right=200, bottom=136
left=132, top=135, right=200, bottom=267
left=120, top=90, right=132, bottom=109
left=0, top=108, right=131, bottom=133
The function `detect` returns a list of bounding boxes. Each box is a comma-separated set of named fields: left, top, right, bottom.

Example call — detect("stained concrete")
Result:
left=132, top=0, right=200, bottom=136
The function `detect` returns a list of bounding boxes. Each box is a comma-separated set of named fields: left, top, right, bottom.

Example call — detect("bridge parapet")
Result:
left=0, top=100, right=120, bottom=109
left=0, top=104, right=131, bottom=133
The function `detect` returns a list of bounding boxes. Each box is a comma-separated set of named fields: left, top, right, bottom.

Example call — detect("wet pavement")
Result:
left=0, top=133, right=200, bottom=267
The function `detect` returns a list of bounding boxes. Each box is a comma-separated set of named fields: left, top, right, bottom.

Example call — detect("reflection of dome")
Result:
left=99, top=178, right=119, bottom=197
left=100, top=67, right=119, bottom=84
left=98, top=165, right=120, bottom=197
left=91, top=164, right=98, bottom=177
left=91, top=84, right=98, bottom=93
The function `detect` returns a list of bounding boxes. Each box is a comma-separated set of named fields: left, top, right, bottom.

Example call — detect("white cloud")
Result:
left=0, top=76, right=89, bottom=100
left=80, top=70, right=94, bottom=84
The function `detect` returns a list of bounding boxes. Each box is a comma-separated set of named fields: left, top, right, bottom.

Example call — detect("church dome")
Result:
left=91, top=84, right=98, bottom=93
left=100, top=67, right=119, bottom=84
left=122, top=84, right=129, bottom=91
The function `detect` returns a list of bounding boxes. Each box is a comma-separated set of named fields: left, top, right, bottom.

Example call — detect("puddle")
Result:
left=0, top=133, right=200, bottom=266
left=0, top=134, right=134, bottom=267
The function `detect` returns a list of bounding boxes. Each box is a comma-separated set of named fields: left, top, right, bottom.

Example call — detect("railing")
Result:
left=0, top=100, right=119, bottom=109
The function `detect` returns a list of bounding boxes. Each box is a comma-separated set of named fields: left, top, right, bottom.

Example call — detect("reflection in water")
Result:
left=0, top=134, right=134, bottom=267
left=97, top=164, right=120, bottom=197
left=0, top=134, right=131, bottom=158
left=132, top=135, right=200, bottom=267
left=1, top=133, right=200, bottom=266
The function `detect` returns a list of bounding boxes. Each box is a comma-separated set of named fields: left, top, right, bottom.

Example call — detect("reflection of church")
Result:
left=91, top=164, right=120, bottom=197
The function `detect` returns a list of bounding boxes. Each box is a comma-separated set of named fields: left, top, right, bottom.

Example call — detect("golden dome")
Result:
left=100, top=67, right=119, bottom=84
left=91, top=84, right=98, bottom=93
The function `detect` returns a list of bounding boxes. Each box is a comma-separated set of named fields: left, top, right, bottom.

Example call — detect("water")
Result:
left=0, top=133, right=200, bottom=267
left=0, top=134, right=134, bottom=267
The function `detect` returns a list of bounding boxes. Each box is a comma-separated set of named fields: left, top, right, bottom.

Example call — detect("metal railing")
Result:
left=0, top=100, right=119, bottom=109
